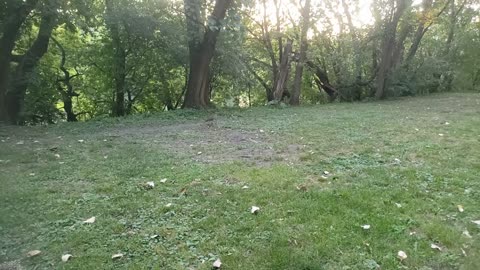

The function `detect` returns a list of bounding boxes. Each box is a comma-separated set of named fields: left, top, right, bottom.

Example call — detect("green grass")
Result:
left=1, top=93, right=479, bottom=269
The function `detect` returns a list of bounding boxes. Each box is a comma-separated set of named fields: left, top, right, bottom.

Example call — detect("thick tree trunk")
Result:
left=375, top=0, right=409, bottom=99
left=182, top=0, right=232, bottom=108
left=0, top=0, right=39, bottom=122
left=6, top=7, right=57, bottom=124
left=105, top=0, right=126, bottom=116
left=290, top=0, right=311, bottom=106
left=273, top=39, right=293, bottom=101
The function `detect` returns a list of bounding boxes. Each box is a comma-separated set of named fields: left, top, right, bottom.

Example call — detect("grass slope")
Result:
left=1, top=93, right=479, bottom=269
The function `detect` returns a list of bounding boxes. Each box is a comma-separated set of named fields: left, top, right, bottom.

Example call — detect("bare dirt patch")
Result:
left=101, top=119, right=304, bottom=165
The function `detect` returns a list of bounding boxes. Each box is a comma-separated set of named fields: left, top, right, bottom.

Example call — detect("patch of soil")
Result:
left=102, top=120, right=304, bottom=166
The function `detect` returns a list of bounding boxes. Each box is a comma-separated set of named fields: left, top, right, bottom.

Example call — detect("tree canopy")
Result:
left=0, top=0, right=479, bottom=124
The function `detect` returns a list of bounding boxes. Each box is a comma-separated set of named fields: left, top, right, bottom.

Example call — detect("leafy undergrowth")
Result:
left=1, top=93, right=480, bottom=269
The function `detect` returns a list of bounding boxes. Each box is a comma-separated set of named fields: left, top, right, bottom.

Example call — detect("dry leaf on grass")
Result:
left=61, top=254, right=72, bottom=262
left=397, top=250, right=407, bottom=260
left=111, top=253, right=123, bottom=259
left=431, top=243, right=442, bottom=251
left=83, top=216, right=95, bottom=224
left=361, top=224, right=371, bottom=230
left=27, top=250, right=41, bottom=257
left=213, top=258, right=222, bottom=268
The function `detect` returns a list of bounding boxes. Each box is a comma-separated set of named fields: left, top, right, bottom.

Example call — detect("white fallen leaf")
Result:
left=61, top=254, right=72, bottom=262
left=78, top=139, right=84, bottom=143
left=213, top=258, right=222, bottom=268
left=83, top=216, right=95, bottom=224
left=111, top=253, right=123, bottom=259
left=462, top=230, right=472, bottom=238
left=242, top=185, right=249, bottom=189
left=160, top=178, right=167, bottom=183
left=27, top=250, right=41, bottom=257
left=431, top=243, right=442, bottom=251
left=457, top=205, right=464, bottom=213
left=146, top=181, right=155, bottom=188
left=395, top=203, right=402, bottom=208
left=54, top=154, right=60, bottom=158
left=361, top=224, right=371, bottom=230
left=165, top=203, right=172, bottom=207
left=472, top=220, right=480, bottom=225
left=397, top=250, right=407, bottom=260
left=251, top=206, right=260, bottom=214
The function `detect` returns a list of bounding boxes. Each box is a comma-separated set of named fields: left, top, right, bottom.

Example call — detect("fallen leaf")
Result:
left=457, top=205, right=464, bottom=213
left=111, top=253, right=123, bottom=260
left=397, top=250, right=407, bottom=260
left=472, top=220, right=480, bottom=225
left=213, top=258, right=222, bottom=268
left=83, top=216, right=95, bottom=224
left=27, top=250, right=41, bottom=257
left=61, top=254, right=72, bottom=262
left=462, top=230, right=472, bottom=238
left=146, top=181, right=155, bottom=188
left=431, top=243, right=442, bottom=251
left=361, top=224, right=371, bottom=230
left=160, top=178, right=167, bottom=183
left=179, top=187, right=187, bottom=196
left=251, top=206, right=260, bottom=214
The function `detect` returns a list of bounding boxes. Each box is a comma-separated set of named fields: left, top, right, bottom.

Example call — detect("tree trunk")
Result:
left=290, top=0, right=311, bottom=106
left=375, top=0, right=409, bottom=99
left=306, top=61, right=338, bottom=101
left=51, top=37, right=79, bottom=122
left=182, top=0, right=232, bottom=108
left=0, top=0, right=39, bottom=122
left=105, top=0, right=126, bottom=117
left=273, top=39, right=293, bottom=101
left=6, top=6, right=57, bottom=124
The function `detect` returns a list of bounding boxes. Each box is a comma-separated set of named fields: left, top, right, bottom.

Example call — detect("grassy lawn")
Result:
left=1, top=93, right=479, bottom=269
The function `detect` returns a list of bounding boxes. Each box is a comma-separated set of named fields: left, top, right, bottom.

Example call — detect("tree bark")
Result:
left=182, top=0, right=232, bottom=108
left=273, top=39, right=293, bottom=101
left=5, top=5, right=57, bottom=124
left=290, top=0, right=311, bottom=106
left=0, top=0, right=39, bottom=122
left=375, top=0, right=409, bottom=99
left=306, top=61, right=338, bottom=101
left=105, top=0, right=126, bottom=116
left=51, top=37, right=79, bottom=122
